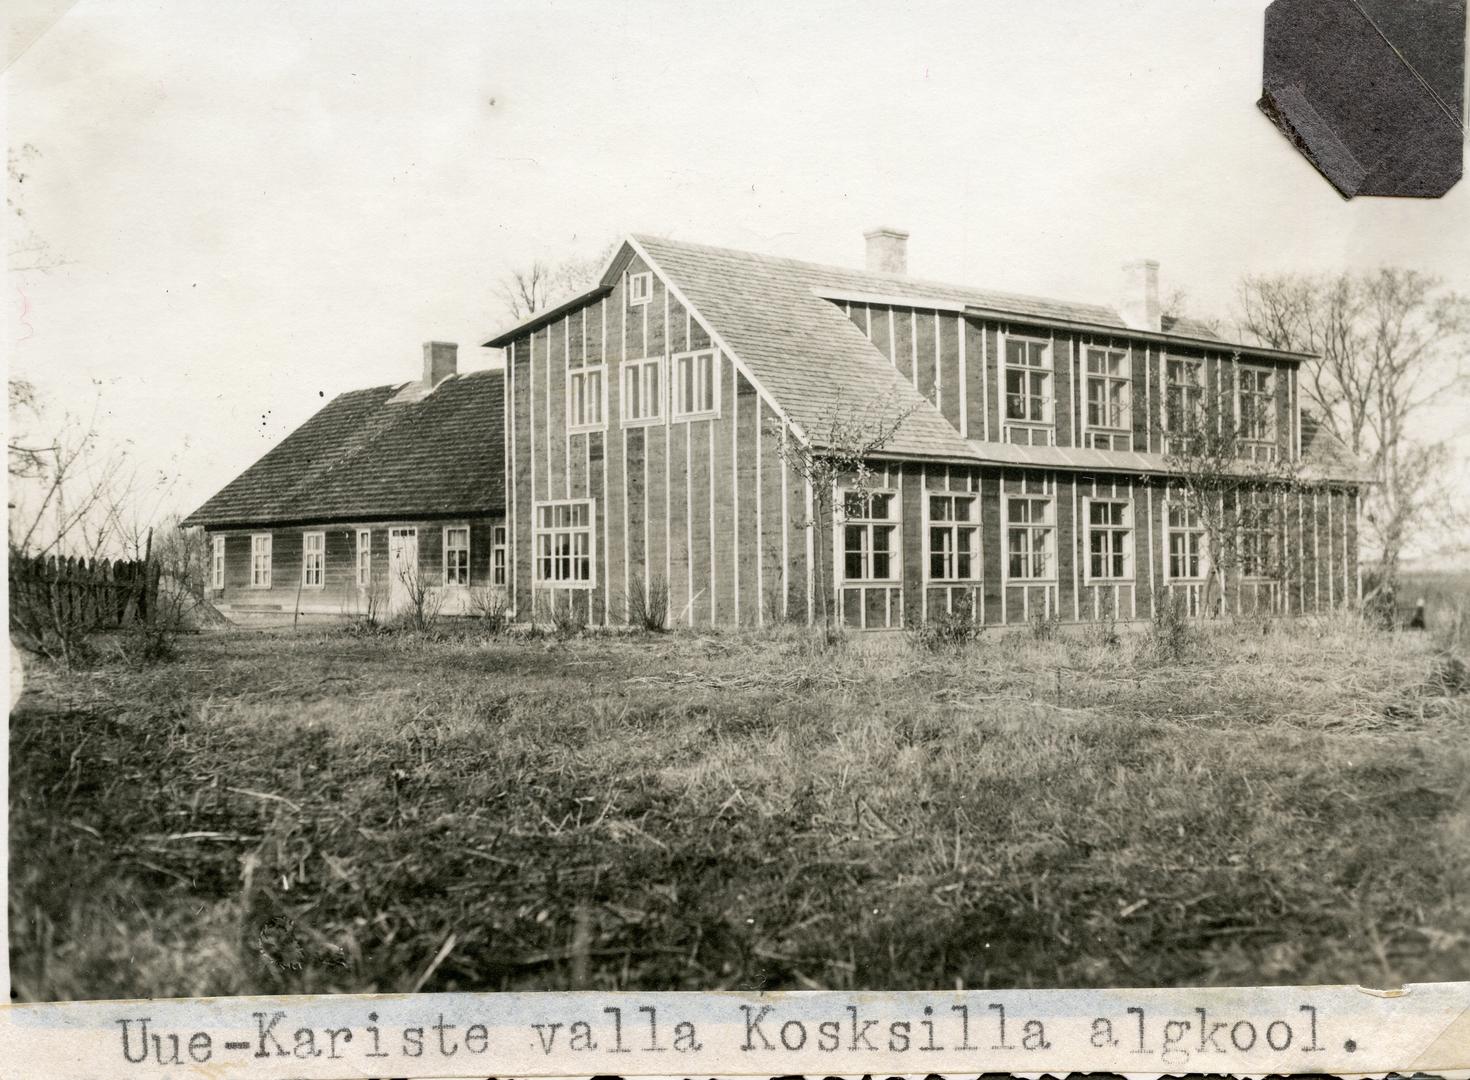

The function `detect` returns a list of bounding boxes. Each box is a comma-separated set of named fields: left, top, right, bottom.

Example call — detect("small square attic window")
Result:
left=628, top=271, right=652, bottom=306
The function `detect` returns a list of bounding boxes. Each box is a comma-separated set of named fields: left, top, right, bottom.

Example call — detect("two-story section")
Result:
left=486, top=231, right=1369, bottom=630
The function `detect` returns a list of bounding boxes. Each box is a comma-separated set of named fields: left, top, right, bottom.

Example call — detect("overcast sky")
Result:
left=6, top=0, right=1469, bottom=529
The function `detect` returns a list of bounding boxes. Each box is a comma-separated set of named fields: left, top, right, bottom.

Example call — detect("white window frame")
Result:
left=443, top=525, right=471, bottom=587
left=491, top=525, right=508, bottom=587
left=1004, top=495, right=1056, bottom=582
left=671, top=348, right=719, bottom=422
left=250, top=533, right=272, bottom=589
left=533, top=499, right=597, bottom=588
left=355, top=529, right=371, bottom=588
left=1085, top=347, right=1131, bottom=433
left=925, top=491, right=981, bottom=582
left=211, top=535, right=225, bottom=590
left=1238, top=491, right=1278, bottom=580
left=1002, top=335, right=1054, bottom=431
left=567, top=364, right=607, bottom=434
left=1163, top=355, right=1205, bottom=447
left=1082, top=497, right=1134, bottom=582
left=301, top=531, right=325, bottom=589
left=1163, top=498, right=1208, bottom=582
left=838, top=488, right=901, bottom=583
left=1237, top=364, right=1276, bottom=444
left=621, top=356, right=665, bottom=427
left=627, top=271, right=652, bottom=307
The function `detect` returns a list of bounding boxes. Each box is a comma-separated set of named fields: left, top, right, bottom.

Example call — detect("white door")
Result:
left=388, top=528, right=418, bottom=613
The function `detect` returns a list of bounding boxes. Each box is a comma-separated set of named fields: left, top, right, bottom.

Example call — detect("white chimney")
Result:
left=1119, top=260, right=1162, bottom=332
left=423, top=341, right=458, bottom=387
left=864, top=227, right=909, bottom=275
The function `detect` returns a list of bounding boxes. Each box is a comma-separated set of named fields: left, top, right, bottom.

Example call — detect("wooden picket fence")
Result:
left=8, top=553, right=161, bottom=634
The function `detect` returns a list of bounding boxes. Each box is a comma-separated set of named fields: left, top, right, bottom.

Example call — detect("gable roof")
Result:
left=183, top=369, right=505, bottom=528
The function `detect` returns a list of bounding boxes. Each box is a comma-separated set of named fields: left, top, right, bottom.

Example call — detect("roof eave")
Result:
left=482, top=284, right=614, bottom=348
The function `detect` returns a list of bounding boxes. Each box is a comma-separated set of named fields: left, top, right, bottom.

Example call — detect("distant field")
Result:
left=10, top=608, right=1470, bottom=1000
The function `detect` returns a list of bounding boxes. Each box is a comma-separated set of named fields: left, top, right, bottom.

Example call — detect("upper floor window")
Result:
left=627, top=271, right=652, bottom=306
left=302, top=531, right=324, bottom=588
left=211, top=535, right=225, bottom=589
left=1166, top=501, right=1206, bottom=580
left=622, top=356, right=663, bottom=426
left=1085, top=347, right=1131, bottom=432
left=1006, top=496, right=1055, bottom=580
left=534, top=500, right=595, bottom=586
left=672, top=349, right=718, bottom=420
left=1085, top=498, right=1133, bottom=581
left=356, top=529, right=371, bottom=588
left=491, top=525, right=508, bottom=586
left=927, top=493, right=979, bottom=581
left=444, top=526, right=470, bottom=586
left=1003, top=338, right=1052, bottom=426
left=1238, top=366, right=1275, bottom=443
left=567, top=365, right=606, bottom=432
left=841, top=490, right=899, bottom=581
left=1165, top=356, right=1205, bottom=441
left=250, top=534, right=271, bottom=588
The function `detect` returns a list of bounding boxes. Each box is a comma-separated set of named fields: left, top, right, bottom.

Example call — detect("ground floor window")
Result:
left=1086, top=498, right=1133, bottom=580
left=211, top=535, right=225, bottom=589
left=534, top=500, right=595, bottom=585
left=841, top=490, right=899, bottom=581
left=492, top=525, right=508, bottom=586
left=356, top=529, right=371, bottom=587
left=1239, top=493, right=1278, bottom=578
left=1006, top=496, right=1054, bottom=580
left=250, top=534, right=271, bottom=588
left=1167, top=501, right=1206, bottom=580
left=302, top=532, right=324, bottom=587
left=444, top=526, right=470, bottom=586
left=927, top=493, right=979, bottom=581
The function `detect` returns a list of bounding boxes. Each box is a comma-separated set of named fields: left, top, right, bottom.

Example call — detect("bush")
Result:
left=908, top=592, right=983, bottom=652
left=1149, top=587, right=1194, bottom=661
left=625, top=574, right=669, bottom=632
left=1028, top=608, right=1061, bottom=642
left=466, top=586, right=511, bottom=635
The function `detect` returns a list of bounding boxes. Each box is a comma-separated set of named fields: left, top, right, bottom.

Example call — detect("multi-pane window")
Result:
left=841, top=490, right=899, bottom=581
left=1238, top=367, right=1275, bottom=442
left=1239, top=493, right=1278, bottom=578
left=1167, top=501, right=1207, bottom=580
left=1086, top=499, right=1133, bottom=580
left=302, top=532, right=324, bottom=587
left=1004, top=338, right=1052, bottom=424
left=928, top=493, right=980, bottom=581
left=534, top=500, right=595, bottom=585
left=568, top=366, right=605, bottom=432
left=1086, top=347, right=1130, bottom=431
left=491, top=526, right=508, bottom=586
left=211, top=536, right=225, bottom=589
left=356, top=529, right=371, bottom=588
left=622, top=357, right=663, bottom=425
left=1165, top=357, right=1204, bottom=437
left=672, top=349, right=718, bottom=419
left=444, top=526, right=470, bottom=586
left=1006, top=496, right=1054, bottom=580
left=250, top=534, right=271, bottom=588
left=627, top=271, right=652, bottom=306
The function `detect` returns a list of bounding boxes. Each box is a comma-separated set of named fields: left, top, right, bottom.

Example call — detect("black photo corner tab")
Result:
left=1259, top=0, right=1466, bottom=198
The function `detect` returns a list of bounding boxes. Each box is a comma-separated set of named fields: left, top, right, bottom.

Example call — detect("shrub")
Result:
left=392, top=567, right=443, bottom=633
left=908, top=592, right=983, bottom=652
left=624, top=574, right=670, bottom=632
left=1149, top=587, right=1194, bottom=661
left=466, top=586, right=511, bottom=635
left=1028, top=608, right=1061, bottom=642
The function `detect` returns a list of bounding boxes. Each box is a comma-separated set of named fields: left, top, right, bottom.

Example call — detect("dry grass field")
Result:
left=10, top=600, right=1470, bottom=1001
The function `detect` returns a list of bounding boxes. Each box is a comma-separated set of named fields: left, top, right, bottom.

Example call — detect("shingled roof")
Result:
left=183, top=369, right=505, bottom=528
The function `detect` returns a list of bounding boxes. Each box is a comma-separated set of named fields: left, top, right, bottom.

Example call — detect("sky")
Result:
left=5, top=0, right=1469, bottom=536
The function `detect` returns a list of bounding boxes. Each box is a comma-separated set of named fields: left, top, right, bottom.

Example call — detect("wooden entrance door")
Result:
left=388, top=527, right=419, bottom=613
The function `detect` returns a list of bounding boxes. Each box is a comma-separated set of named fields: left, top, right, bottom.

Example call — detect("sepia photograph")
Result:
left=7, top=0, right=1470, bottom=1006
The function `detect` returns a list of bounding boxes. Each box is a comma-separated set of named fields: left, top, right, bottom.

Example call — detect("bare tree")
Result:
left=1237, top=269, right=1470, bottom=595
left=495, top=240, right=619, bottom=321
left=8, top=143, right=68, bottom=275
left=767, top=393, right=918, bottom=631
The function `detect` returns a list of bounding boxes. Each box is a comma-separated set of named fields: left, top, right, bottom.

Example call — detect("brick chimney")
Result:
left=1119, top=260, right=1162, bottom=332
left=423, top=341, right=458, bottom=387
left=864, top=227, right=909, bottom=275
